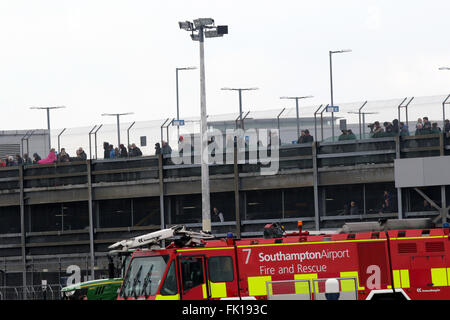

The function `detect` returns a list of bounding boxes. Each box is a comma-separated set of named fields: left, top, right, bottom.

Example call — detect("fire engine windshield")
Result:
left=120, top=255, right=169, bottom=298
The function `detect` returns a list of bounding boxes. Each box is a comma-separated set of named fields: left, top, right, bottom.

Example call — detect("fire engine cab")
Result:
left=112, top=219, right=450, bottom=300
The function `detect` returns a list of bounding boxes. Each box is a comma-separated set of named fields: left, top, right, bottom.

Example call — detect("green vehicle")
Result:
left=61, top=277, right=124, bottom=300
left=61, top=252, right=131, bottom=300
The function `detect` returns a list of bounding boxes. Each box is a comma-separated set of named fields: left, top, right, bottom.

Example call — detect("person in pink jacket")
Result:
left=38, top=148, right=57, bottom=164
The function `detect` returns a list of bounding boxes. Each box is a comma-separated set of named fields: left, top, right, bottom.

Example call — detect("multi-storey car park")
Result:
left=0, top=124, right=450, bottom=299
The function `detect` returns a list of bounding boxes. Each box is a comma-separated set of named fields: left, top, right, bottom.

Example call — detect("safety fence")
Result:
left=0, top=285, right=63, bottom=300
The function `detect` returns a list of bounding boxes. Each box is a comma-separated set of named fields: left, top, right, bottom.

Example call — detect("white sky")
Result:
left=1, top=0, right=450, bottom=131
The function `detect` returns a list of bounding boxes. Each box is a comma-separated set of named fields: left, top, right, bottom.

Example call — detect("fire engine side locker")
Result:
left=387, top=228, right=450, bottom=300
left=234, top=232, right=393, bottom=300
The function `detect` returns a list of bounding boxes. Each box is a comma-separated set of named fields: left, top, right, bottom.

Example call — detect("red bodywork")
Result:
left=117, top=227, right=450, bottom=300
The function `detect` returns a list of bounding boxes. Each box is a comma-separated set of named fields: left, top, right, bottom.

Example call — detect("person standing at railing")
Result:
left=76, top=147, right=87, bottom=160
left=399, top=122, right=409, bottom=136
left=338, top=129, right=348, bottom=141
left=103, top=142, right=110, bottom=159
left=38, top=149, right=57, bottom=164
left=346, top=129, right=356, bottom=140
left=23, top=153, right=32, bottom=165
left=444, top=119, right=450, bottom=134
left=303, top=130, right=314, bottom=143
left=119, top=144, right=128, bottom=158
left=431, top=123, right=441, bottom=134
left=58, top=148, right=70, bottom=163
left=32, top=153, right=41, bottom=164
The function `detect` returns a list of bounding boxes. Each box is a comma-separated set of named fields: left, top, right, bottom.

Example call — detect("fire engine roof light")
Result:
left=227, top=232, right=233, bottom=238
left=443, top=222, right=449, bottom=228
left=297, top=221, right=303, bottom=226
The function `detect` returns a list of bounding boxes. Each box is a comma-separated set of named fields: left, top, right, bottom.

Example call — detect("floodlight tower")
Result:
left=101, top=112, right=134, bottom=148
left=280, top=96, right=314, bottom=140
left=222, top=87, right=258, bottom=129
left=329, top=49, right=352, bottom=141
left=179, top=18, right=228, bottom=233
left=30, top=106, right=66, bottom=150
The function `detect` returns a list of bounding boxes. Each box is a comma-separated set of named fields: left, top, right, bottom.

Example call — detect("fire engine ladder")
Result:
left=108, top=225, right=215, bottom=252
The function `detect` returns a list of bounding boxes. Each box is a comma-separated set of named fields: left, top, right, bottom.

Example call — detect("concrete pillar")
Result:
left=87, top=160, right=95, bottom=280
left=19, top=166, right=27, bottom=299
left=312, top=142, right=320, bottom=231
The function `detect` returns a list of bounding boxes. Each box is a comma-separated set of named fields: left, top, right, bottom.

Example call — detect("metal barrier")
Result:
left=0, top=285, right=63, bottom=300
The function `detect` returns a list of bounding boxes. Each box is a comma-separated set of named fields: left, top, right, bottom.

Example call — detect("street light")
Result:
left=101, top=112, right=134, bottom=148
left=176, top=66, right=197, bottom=139
left=179, top=18, right=228, bottom=233
left=329, top=49, right=352, bottom=141
left=439, top=67, right=450, bottom=70
left=29, top=106, right=66, bottom=150
left=280, top=95, right=314, bottom=140
left=222, top=87, right=258, bottom=129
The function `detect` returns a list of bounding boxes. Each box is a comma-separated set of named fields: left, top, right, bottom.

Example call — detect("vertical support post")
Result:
left=116, top=114, right=121, bottom=148
left=158, top=154, right=166, bottom=246
left=199, top=26, right=211, bottom=233
left=441, top=186, right=447, bottom=225
left=238, top=89, right=243, bottom=129
left=234, top=144, right=241, bottom=238
left=295, top=98, right=300, bottom=140
left=395, top=136, right=403, bottom=219
left=88, top=125, right=97, bottom=160
left=358, top=101, right=368, bottom=139
left=94, top=125, right=103, bottom=160
left=19, top=166, right=27, bottom=299
left=312, top=142, right=320, bottom=231
left=329, top=52, right=335, bottom=142
left=47, top=108, right=51, bottom=149
left=86, top=160, right=95, bottom=280
left=363, top=184, right=367, bottom=216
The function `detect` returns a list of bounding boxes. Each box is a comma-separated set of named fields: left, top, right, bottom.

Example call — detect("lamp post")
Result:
left=280, top=96, right=314, bottom=140
left=30, top=106, right=66, bottom=150
left=329, top=49, right=352, bottom=141
left=101, top=113, right=134, bottom=149
left=176, top=66, right=197, bottom=139
left=179, top=18, right=228, bottom=233
left=222, top=87, right=258, bottom=129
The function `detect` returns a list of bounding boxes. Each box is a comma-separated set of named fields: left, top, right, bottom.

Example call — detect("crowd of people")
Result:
left=0, top=147, right=88, bottom=167
left=103, top=142, right=143, bottom=159
left=0, top=141, right=145, bottom=167
left=369, top=117, right=450, bottom=138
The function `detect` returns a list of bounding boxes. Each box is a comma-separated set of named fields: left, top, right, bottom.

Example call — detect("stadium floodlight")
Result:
left=221, top=87, right=259, bottom=129
left=178, top=21, right=193, bottom=31
left=30, top=105, right=66, bottom=149
left=329, top=48, right=352, bottom=142
left=205, top=30, right=222, bottom=38
left=280, top=96, right=314, bottom=139
left=193, top=18, right=215, bottom=28
left=101, top=112, right=134, bottom=148
left=179, top=18, right=228, bottom=234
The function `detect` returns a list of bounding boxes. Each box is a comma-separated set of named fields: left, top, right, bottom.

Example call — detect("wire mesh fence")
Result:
left=47, top=94, right=450, bottom=160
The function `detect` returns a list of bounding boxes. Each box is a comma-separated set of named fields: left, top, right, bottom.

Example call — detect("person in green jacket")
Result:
left=338, top=130, right=348, bottom=141
left=346, top=129, right=357, bottom=140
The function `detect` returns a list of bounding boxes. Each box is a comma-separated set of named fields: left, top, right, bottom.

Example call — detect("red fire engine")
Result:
left=111, top=218, right=450, bottom=300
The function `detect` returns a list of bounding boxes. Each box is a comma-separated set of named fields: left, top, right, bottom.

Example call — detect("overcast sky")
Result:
left=1, top=0, right=450, bottom=131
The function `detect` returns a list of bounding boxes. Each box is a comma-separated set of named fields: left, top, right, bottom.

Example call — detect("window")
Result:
left=120, top=255, right=169, bottom=298
left=208, top=256, right=234, bottom=282
left=180, top=257, right=205, bottom=292
left=160, top=261, right=178, bottom=296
